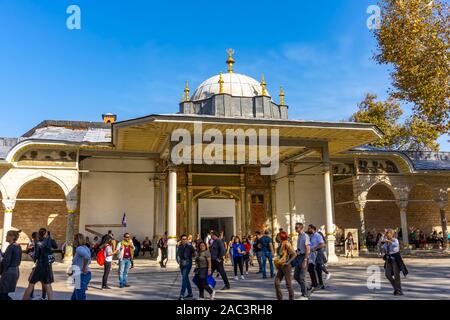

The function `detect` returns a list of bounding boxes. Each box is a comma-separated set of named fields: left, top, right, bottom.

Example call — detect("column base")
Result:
left=62, top=254, right=73, bottom=264
left=327, top=253, right=339, bottom=264
left=359, top=246, right=369, bottom=254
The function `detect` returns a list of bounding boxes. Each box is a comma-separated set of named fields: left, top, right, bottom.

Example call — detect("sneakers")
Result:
left=184, top=294, right=194, bottom=299
left=234, top=276, right=239, bottom=281
left=326, top=272, right=332, bottom=281
left=210, top=290, right=216, bottom=300
left=245, top=271, right=249, bottom=275
left=102, top=286, right=111, bottom=290
left=220, top=285, right=230, bottom=290
left=240, top=275, right=245, bottom=280
left=298, top=295, right=309, bottom=300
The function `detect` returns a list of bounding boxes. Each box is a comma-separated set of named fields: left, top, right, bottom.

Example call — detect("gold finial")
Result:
left=218, top=72, right=224, bottom=93
left=261, top=74, right=267, bottom=96
left=226, top=48, right=235, bottom=73
left=279, top=86, right=285, bottom=105
left=184, top=81, right=190, bottom=101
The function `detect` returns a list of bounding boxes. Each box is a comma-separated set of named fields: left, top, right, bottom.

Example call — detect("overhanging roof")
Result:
left=112, top=114, right=383, bottom=158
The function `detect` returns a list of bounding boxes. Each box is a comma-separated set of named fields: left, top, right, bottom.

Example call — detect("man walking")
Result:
left=210, top=231, right=230, bottom=290
left=158, top=232, right=169, bottom=268
left=177, top=234, right=195, bottom=300
left=307, top=225, right=325, bottom=291
left=116, top=233, right=135, bottom=288
left=294, top=223, right=310, bottom=299
left=260, top=230, right=274, bottom=278
left=253, top=231, right=263, bottom=274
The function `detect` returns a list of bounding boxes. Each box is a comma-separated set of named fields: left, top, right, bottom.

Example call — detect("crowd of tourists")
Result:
left=170, top=223, right=333, bottom=300
left=0, top=223, right=411, bottom=300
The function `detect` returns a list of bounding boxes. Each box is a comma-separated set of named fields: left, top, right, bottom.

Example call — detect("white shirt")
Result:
left=104, top=245, right=113, bottom=262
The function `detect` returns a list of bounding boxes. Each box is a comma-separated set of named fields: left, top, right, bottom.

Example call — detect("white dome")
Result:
left=191, top=73, right=270, bottom=101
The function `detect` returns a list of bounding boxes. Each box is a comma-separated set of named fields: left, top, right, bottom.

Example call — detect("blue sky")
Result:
left=0, top=0, right=448, bottom=150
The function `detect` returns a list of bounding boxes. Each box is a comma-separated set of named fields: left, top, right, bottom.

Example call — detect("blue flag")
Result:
left=121, top=212, right=127, bottom=227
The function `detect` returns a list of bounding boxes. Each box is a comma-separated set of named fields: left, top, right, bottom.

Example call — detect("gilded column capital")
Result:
left=321, top=162, right=332, bottom=173
left=66, top=199, right=78, bottom=212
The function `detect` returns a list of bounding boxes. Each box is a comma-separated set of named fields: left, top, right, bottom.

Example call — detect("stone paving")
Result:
left=8, top=255, right=450, bottom=300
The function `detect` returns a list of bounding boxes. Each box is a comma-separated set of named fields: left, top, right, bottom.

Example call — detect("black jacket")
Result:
left=0, top=243, right=22, bottom=294
left=384, top=252, right=409, bottom=277
left=210, top=238, right=226, bottom=260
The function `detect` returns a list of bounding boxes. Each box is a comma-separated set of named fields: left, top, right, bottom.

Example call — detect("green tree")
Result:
left=351, top=94, right=439, bottom=151
left=374, top=0, right=450, bottom=133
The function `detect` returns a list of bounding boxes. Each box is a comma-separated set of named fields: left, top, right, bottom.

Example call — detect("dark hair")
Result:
left=124, top=233, right=130, bottom=238
left=7, top=230, right=21, bottom=242
left=31, top=231, right=38, bottom=239
left=180, top=234, right=187, bottom=239
left=198, top=241, right=207, bottom=250
left=234, top=236, right=241, bottom=243
left=308, top=224, right=317, bottom=231
left=296, top=223, right=304, bottom=229
left=255, top=231, right=261, bottom=235
left=38, top=228, right=47, bottom=239
left=264, top=230, right=270, bottom=235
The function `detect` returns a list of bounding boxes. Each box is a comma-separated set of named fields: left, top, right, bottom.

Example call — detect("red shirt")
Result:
left=123, top=245, right=132, bottom=259
left=244, top=243, right=251, bottom=253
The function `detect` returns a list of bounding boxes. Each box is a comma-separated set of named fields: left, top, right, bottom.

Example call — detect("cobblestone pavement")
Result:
left=8, top=256, right=450, bottom=300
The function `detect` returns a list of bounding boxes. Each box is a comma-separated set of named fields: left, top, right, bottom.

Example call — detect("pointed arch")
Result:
left=13, top=171, right=70, bottom=199
left=0, top=181, right=7, bottom=200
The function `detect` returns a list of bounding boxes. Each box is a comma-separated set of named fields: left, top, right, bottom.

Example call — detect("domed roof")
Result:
left=191, top=73, right=270, bottom=101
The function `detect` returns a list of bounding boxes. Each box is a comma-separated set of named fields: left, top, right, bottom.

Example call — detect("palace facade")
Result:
left=1, top=52, right=449, bottom=262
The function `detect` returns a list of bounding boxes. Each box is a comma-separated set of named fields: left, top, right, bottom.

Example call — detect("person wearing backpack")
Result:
left=22, top=228, right=57, bottom=300
left=101, top=237, right=115, bottom=289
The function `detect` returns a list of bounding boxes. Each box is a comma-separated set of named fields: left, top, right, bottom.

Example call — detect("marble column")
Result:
left=63, top=199, right=78, bottom=262
left=288, top=164, right=296, bottom=237
left=239, top=171, right=246, bottom=235
left=323, top=163, right=338, bottom=263
left=355, top=201, right=368, bottom=252
left=153, top=177, right=161, bottom=258
left=270, top=180, right=278, bottom=240
left=1, top=199, right=16, bottom=252
left=398, top=200, right=410, bottom=253
left=167, top=166, right=178, bottom=264
left=436, top=201, right=448, bottom=250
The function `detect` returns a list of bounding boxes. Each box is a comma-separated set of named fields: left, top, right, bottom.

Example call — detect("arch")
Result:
left=364, top=183, right=401, bottom=235
left=13, top=171, right=70, bottom=200
left=364, top=180, right=400, bottom=202
left=13, top=176, right=69, bottom=247
left=193, top=188, right=240, bottom=202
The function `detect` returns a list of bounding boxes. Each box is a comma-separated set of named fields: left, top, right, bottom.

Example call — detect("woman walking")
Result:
left=22, top=228, right=57, bottom=300
left=194, top=242, right=215, bottom=300
left=102, top=237, right=114, bottom=289
left=274, top=231, right=297, bottom=300
left=70, top=233, right=92, bottom=300
left=345, top=232, right=355, bottom=258
left=383, top=228, right=408, bottom=295
left=231, top=236, right=245, bottom=280
left=0, top=230, right=22, bottom=300
left=243, top=237, right=252, bottom=275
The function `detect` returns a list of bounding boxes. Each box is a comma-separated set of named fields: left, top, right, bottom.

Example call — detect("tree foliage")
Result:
left=374, top=0, right=450, bottom=133
left=351, top=94, right=439, bottom=150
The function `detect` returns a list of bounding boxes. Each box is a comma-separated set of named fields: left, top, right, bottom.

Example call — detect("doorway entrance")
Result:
left=198, top=198, right=235, bottom=241
left=200, top=217, right=234, bottom=242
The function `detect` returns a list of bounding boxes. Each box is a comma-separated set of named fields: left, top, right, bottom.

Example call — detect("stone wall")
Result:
left=12, top=177, right=74, bottom=247
left=407, top=185, right=442, bottom=234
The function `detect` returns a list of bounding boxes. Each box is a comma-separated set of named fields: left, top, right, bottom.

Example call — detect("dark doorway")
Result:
left=200, top=217, right=234, bottom=242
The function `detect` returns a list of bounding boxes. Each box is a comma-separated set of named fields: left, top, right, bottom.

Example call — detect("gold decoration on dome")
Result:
left=261, top=74, right=267, bottom=96
left=184, top=81, right=190, bottom=101
left=279, top=86, right=285, bottom=105
left=218, top=72, right=224, bottom=93
left=226, top=48, right=235, bottom=73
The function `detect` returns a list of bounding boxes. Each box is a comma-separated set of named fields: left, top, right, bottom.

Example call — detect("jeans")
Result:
left=261, top=251, right=274, bottom=277
left=308, top=262, right=323, bottom=288
left=180, top=263, right=193, bottom=297
left=385, top=260, right=402, bottom=292
left=233, top=256, right=244, bottom=276
left=71, top=271, right=91, bottom=300
left=102, top=261, right=111, bottom=287
left=293, top=254, right=307, bottom=295
left=255, top=251, right=263, bottom=272
left=119, top=259, right=131, bottom=286
left=211, top=259, right=230, bottom=288
left=274, top=264, right=294, bottom=300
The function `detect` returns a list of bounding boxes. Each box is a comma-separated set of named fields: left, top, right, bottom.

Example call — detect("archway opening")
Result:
left=13, top=177, right=68, bottom=249
left=365, top=184, right=400, bottom=235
